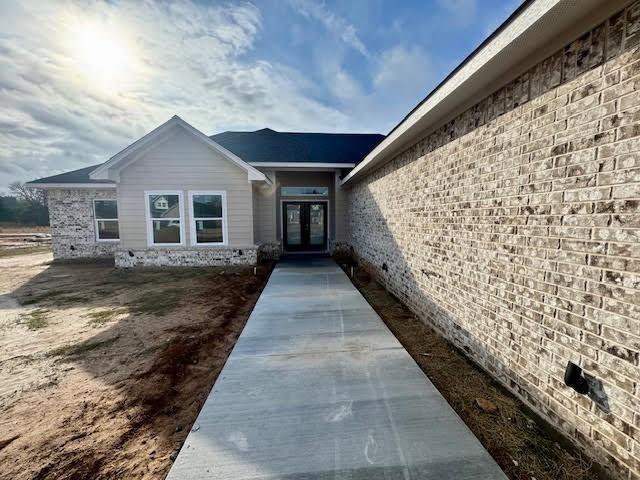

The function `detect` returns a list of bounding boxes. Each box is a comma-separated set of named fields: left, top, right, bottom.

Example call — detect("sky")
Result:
left=0, top=0, right=521, bottom=191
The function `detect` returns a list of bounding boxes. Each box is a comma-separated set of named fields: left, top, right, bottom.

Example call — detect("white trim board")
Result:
left=93, top=198, right=120, bottom=243
left=144, top=190, right=186, bottom=247
left=188, top=190, right=228, bottom=247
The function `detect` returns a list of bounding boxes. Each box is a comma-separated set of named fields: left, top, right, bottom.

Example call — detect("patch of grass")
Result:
left=49, top=336, right=119, bottom=358
left=0, top=246, right=51, bottom=258
left=19, top=289, right=92, bottom=307
left=18, top=309, right=50, bottom=330
left=129, top=288, right=185, bottom=316
left=101, top=266, right=250, bottom=287
left=20, top=289, right=71, bottom=306
left=49, top=293, right=95, bottom=307
left=84, top=307, right=129, bottom=325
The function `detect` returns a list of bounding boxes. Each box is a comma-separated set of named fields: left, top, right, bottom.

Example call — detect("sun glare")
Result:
left=67, top=22, right=135, bottom=92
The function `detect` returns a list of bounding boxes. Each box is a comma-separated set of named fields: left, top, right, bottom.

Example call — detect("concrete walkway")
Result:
left=167, top=257, right=507, bottom=480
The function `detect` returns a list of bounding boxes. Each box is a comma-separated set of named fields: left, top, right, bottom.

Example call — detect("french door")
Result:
left=282, top=202, right=327, bottom=252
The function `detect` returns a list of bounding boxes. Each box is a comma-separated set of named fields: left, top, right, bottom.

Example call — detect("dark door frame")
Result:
left=281, top=200, right=328, bottom=252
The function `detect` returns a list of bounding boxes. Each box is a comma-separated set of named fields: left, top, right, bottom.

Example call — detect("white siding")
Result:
left=118, top=128, right=253, bottom=249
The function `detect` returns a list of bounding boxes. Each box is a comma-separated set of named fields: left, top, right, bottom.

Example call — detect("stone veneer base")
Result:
left=114, top=247, right=257, bottom=267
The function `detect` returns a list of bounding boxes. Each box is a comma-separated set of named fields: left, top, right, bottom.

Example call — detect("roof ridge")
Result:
left=212, top=130, right=384, bottom=137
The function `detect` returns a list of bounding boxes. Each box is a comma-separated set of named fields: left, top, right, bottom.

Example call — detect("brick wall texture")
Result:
left=347, top=4, right=640, bottom=479
left=48, top=189, right=120, bottom=260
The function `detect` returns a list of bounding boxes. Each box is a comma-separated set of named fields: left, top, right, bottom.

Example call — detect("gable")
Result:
left=89, top=115, right=267, bottom=183
left=118, top=127, right=253, bottom=185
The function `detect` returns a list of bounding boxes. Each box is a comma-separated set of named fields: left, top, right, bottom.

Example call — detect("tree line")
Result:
left=0, top=182, right=49, bottom=226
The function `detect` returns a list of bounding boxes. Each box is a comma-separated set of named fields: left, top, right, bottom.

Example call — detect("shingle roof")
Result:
left=28, top=164, right=115, bottom=185
left=28, top=128, right=384, bottom=185
left=211, top=128, right=384, bottom=165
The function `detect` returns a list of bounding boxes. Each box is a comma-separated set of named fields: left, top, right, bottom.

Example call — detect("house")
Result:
left=27, top=0, right=640, bottom=477
left=28, top=117, right=383, bottom=266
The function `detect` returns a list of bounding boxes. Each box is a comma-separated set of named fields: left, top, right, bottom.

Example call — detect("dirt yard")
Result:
left=0, top=251, right=272, bottom=480
left=339, top=260, right=612, bottom=480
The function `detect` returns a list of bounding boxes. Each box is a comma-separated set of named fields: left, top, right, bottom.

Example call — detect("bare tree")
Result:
left=9, top=181, right=47, bottom=207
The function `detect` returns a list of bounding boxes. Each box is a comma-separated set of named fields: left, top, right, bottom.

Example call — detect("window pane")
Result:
left=149, top=194, right=180, bottom=218
left=152, top=220, right=181, bottom=243
left=97, top=220, right=119, bottom=240
left=281, top=186, right=328, bottom=196
left=196, top=219, right=223, bottom=243
left=95, top=200, right=118, bottom=219
left=193, top=194, right=222, bottom=218
left=309, top=204, right=324, bottom=245
left=286, top=204, right=301, bottom=245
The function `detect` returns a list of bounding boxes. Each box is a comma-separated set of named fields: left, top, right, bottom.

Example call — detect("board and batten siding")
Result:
left=118, top=128, right=254, bottom=249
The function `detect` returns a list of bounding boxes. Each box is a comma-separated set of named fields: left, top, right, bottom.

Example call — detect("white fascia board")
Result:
left=90, top=116, right=179, bottom=180
left=341, top=0, right=619, bottom=186
left=26, top=183, right=117, bottom=189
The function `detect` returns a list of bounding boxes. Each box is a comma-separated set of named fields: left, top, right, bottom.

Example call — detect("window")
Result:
left=189, top=191, right=227, bottom=245
left=281, top=186, right=328, bottom=196
left=145, top=191, right=184, bottom=246
left=94, top=199, right=119, bottom=241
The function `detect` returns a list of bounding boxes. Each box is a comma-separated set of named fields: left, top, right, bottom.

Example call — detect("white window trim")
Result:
left=145, top=190, right=185, bottom=247
left=93, top=199, right=120, bottom=242
left=188, top=191, right=228, bottom=246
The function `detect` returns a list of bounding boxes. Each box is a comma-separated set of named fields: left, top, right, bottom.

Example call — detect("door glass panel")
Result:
left=309, top=204, right=324, bottom=245
left=286, top=204, right=301, bottom=245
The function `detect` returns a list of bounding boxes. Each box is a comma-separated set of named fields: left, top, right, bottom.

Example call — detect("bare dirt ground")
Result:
left=0, top=251, right=272, bottom=480
left=338, top=259, right=612, bottom=480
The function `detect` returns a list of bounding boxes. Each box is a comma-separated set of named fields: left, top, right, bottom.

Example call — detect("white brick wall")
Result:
left=48, top=189, right=119, bottom=260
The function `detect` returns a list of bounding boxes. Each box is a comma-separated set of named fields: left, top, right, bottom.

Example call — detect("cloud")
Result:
left=436, top=0, right=478, bottom=27
left=322, top=45, right=432, bottom=133
left=0, top=0, right=350, bottom=190
left=288, top=0, right=368, bottom=56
